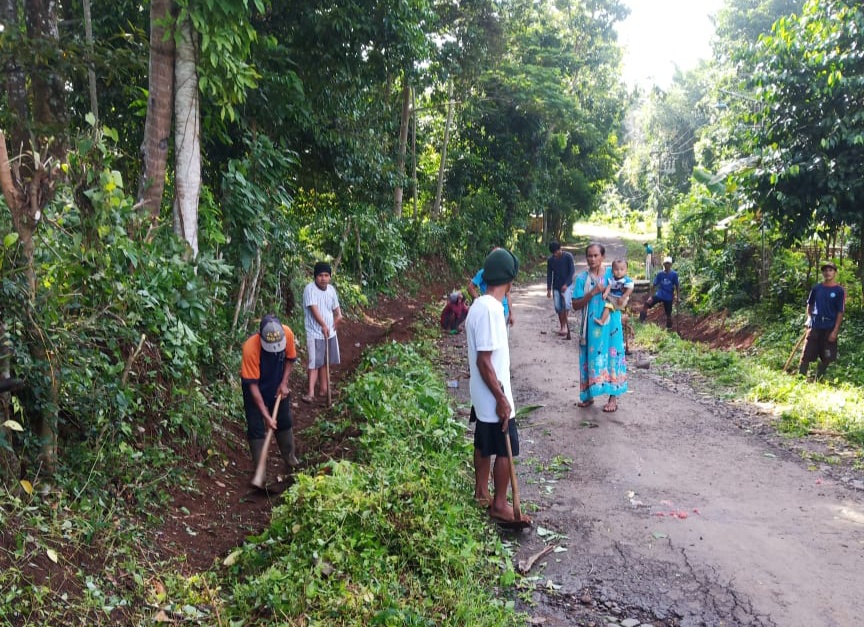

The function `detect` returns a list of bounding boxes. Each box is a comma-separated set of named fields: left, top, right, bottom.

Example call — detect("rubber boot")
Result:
left=276, top=428, right=300, bottom=470
left=248, top=438, right=267, bottom=490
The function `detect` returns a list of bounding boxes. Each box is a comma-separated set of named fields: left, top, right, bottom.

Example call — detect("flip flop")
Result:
left=301, top=395, right=314, bottom=404
left=603, top=400, right=618, bottom=413
left=489, top=513, right=532, bottom=530
left=475, top=496, right=492, bottom=509
left=576, top=400, right=594, bottom=408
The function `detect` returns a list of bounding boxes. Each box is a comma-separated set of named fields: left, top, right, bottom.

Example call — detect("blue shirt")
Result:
left=808, top=283, right=845, bottom=329
left=472, top=269, right=510, bottom=318
left=652, top=270, right=678, bottom=302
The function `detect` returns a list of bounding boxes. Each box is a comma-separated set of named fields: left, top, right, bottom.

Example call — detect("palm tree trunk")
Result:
left=138, top=0, right=176, bottom=231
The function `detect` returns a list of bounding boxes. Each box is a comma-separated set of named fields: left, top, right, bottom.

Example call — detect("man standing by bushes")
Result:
left=639, top=256, right=679, bottom=330
left=799, top=261, right=845, bottom=379
left=241, top=314, right=300, bottom=488
left=303, top=262, right=342, bottom=403
left=546, top=241, right=575, bottom=337
left=466, top=248, right=529, bottom=525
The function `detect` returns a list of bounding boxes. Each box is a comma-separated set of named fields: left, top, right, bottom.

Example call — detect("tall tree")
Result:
left=0, top=0, right=68, bottom=472
left=137, top=0, right=176, bottom=230
left=740, top=0, right=864, bottom=293
left=173, top=13, right=200, bottom=256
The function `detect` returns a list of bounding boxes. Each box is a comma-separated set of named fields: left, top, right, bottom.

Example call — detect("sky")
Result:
left=616, top=0, right=726, bottom=89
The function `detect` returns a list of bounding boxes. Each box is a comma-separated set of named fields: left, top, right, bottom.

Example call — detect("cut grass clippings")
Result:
left=216, top=342, right=524, bottom=626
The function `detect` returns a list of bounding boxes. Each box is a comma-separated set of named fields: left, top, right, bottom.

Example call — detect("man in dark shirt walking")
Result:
left=799, top=261, right=845, bottom=379
left=546, top=242, right=576, bottom=337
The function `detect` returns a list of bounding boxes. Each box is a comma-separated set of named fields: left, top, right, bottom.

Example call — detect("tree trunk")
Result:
left=393, top=82, right=411, bottom=217
left=138, top=0, right=176, bottom=230
left=83, top=0, right=99, bottom=122
left=432, top=83, right=455, bottom=219
left=1, top=0, right=29, bottom=155
left=26, top=0, right=68, bottom=146
left=173, top=15, right=200, bottom=257
left=0, top=0, right=66, bottom=475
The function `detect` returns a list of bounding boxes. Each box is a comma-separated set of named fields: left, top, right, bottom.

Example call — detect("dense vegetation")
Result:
left=1, top=0, right=863, bottom=622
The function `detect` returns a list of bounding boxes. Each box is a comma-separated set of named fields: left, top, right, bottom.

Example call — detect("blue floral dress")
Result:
left=574, top=268, right=628, bottom=402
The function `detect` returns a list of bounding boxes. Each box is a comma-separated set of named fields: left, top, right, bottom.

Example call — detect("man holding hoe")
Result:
left=241, top=314, right=300, bottom=489
left=467, top=248, right=530, bottom=526
left=303, top=262, right=343, bottom=403
left=799, top=261, right=845, bottom=379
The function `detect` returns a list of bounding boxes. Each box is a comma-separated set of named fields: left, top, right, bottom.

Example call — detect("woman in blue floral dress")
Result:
left=571, top=243, right=628, bottom=412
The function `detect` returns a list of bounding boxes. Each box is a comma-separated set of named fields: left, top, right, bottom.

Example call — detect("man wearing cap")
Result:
left=799, top=261, right=845, bottom=379
left=303, top=262, right=343, bottom=403
left=639, top=256, right=679, bottom=330
left=546, top=241, right=576, bottom=337
left=466, top=248, right=530, bottom=525
left=241, top=314, right=300, bottom=488
left=467, top=247, right=515, bottom=328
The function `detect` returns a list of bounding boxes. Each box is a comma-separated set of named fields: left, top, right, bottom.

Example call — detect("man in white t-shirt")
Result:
left=302, top=262, right=343, bottom=403
left=466, top=248, right=530, bottom=525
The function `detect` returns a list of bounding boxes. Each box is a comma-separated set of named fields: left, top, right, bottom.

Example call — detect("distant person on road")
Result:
left=241, top=314, right=300, bottom=488
left=639, top=256, right=679, bottom=330
left=303, top=262, right=343, bottom=403
left=440, top=291, right=469, bottom=334
left=466, top=248, right=530, bottom=524
left=468, top=248, right=514, bottom=328
left=546, top=241, right=576, bottom=337
left=594, top=258, right=634, bottom=327
left=572, top=243, right=628, bottom=413
left=644, top=242, right=654, bottom=279
left=799, top=261, right=845, bottom=379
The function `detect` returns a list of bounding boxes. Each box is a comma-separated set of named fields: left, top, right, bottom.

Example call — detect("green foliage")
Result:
left=220, top=342, right=521, bottom=625
left=636, top=319, right=864, bottom=443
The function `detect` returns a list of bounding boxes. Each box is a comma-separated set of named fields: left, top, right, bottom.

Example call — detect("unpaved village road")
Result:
left=449, top=227, right=864, bottom=626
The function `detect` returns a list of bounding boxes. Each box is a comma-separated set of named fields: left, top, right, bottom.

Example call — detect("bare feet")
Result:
left=474, top=493, right=492, bottom=509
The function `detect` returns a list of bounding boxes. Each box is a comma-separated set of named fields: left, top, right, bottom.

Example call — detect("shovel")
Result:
left=250, top=394, right=282, bottom=490
left=498, top=424, right=531, bottom=531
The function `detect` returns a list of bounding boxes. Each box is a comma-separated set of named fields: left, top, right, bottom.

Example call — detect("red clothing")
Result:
left=440, top=301, right=469, bottom=331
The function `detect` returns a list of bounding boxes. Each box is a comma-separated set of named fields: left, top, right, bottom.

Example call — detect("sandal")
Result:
left=603, top=399, right=618, bottom=413
left=576, top=400, right=594, bottom=408
left=301, top=395, right=314, bottom=404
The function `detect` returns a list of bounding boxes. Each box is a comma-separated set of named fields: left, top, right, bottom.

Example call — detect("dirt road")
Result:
left=452, top=228, right=864, bottom=626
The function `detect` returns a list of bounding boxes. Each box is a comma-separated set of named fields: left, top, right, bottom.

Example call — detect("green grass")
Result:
left=634, top=324, right=864, bottom=445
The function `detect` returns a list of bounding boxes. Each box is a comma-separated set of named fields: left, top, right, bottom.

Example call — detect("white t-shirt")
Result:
left=303, top=282, right=340, bottom=340
left=466, top=295, right=515, bottom=423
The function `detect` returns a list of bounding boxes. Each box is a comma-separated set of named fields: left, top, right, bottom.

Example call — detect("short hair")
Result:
left=585, top=243, right=605, bottom=256
left=611, top=258, right=628, bottom=269
left=548, top=241, right=561, bottom=253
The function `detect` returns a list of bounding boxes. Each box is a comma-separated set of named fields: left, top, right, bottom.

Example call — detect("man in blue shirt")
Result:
left=639, top=256, right=679, bottom=330
left=799, top=261, right=845, bottom=379
left=546, top=241, right=575, bottom=337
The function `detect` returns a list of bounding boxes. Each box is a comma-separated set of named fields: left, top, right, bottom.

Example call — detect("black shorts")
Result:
left=473, top=417, right=519, bottom=458
left=802, top=328, right=838, bottom=364
left=242, top=389, right=292, bottom=439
